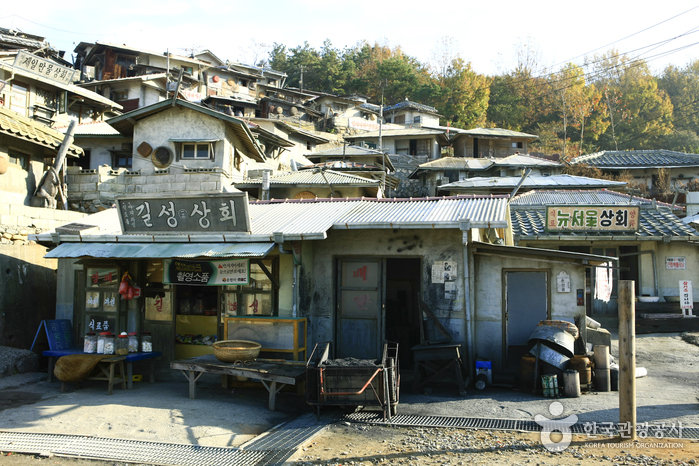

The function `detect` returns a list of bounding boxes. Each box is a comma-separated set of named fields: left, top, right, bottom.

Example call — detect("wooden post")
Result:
left=618, top=280, right=636, bottom=440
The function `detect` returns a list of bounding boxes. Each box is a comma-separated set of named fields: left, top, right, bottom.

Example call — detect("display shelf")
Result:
left=223, top=316, right=307, bottom=360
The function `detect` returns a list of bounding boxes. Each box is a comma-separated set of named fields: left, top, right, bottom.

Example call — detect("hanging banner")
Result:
left=164, top=258, right=249, bottom=286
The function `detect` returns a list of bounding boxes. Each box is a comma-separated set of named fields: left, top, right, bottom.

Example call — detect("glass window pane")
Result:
left=87, top=267, right=118, bottom=287
left=196, top=144, right=209, bottom=158
left=183, top=144, right=195, bottom=158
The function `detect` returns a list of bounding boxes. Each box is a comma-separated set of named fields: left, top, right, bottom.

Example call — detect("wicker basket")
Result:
left=212, top=340, right=261, bottom=363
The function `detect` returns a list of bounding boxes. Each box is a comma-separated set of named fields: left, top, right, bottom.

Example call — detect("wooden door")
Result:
left=336, top=259, right=383, bottom=359
left=504, top=271, right=548, bottom=366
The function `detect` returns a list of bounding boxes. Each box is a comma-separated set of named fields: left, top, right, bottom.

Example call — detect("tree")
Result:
left=434, top=58, right=490, bottom=128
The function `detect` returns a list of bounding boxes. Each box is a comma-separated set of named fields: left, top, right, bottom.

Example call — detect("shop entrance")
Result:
left=336, top=257, right=421, bottom=367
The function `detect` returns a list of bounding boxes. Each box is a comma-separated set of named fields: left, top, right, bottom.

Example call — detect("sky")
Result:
left=1, top=0, right=698, bottom=77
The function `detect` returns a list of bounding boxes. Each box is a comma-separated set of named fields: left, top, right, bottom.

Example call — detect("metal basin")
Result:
left=528, top=325, right=575, bottom=357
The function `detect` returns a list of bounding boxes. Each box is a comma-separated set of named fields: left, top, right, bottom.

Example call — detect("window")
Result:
left=413, top=116, right=421, bottom=124
left=84, top=265, right=120, bottom=333
left=9, top=82, right=28, bottom=116
left=181, top=142, right=212, bottom=160
left=222, top=259, right=278, bottom=317
left=394, top=114, right=405, bottom=124
left=8, top=150, right=29, bottom=170
left=112, top=150, right=132, bottom=169
left=511, top=141, right=523, bottom=149
left=444, top=170, right=459, bottom=183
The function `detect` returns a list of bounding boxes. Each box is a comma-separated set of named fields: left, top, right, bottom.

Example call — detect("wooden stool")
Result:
left=61, top=355, right=127, bottom=395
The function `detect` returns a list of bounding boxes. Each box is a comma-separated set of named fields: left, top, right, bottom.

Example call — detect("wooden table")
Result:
left=170, top=354, right=306, bottom=410
left=44, top=350, right=161, bottom=389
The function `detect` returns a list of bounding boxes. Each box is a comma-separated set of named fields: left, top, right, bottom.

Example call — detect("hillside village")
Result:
left=0, top=26, right=698, bottom=388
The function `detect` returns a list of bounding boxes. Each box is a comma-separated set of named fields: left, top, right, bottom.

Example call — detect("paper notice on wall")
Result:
left=443, top=261, right=457, bottom=281
left=444, top=281, right=456, bottom=300
left=432, top=263, right=445, bottom=283
left=594, top=262, right=613, bottom=303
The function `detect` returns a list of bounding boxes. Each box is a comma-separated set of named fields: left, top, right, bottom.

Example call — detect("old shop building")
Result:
left=35, top=193, right=610, bottom=380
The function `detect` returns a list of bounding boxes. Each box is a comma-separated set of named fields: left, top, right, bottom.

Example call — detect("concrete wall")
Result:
left=639, top=241, right=699, bottom=298
left=66, top=165, right=235, bottom=211
left=453, top=136, right=529, bottom=158
left=0, top=243, right=58, bottom=349
left=0, top=135, right=54, bottom=205
left=473, top=254, right=586, bottom=369
left=301, top=228, right=467, bottom=351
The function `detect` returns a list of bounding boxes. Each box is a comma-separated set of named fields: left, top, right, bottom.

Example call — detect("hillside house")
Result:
left=571, top=149, right=699, bottom=195
left=65, top=97, right=266, bottom=211
left=451, top=127, right=538, bottom=158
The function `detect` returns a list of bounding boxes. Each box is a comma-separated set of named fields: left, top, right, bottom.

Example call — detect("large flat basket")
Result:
left=212, top=340, right=261, bottom=362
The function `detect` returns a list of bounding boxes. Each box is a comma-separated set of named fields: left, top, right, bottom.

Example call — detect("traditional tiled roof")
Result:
left=0, top=107, right=83, bottom=156
left=571, top=149, right=699, bottom=168
left=510, top=190, right=697, bottom=239
left=383, top=100, right=440, bottom=115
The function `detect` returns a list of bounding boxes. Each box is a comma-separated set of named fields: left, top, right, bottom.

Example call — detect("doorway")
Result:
left=336, top=257, right=421, bottom=367
left=504, top=270, right=549, bottom=369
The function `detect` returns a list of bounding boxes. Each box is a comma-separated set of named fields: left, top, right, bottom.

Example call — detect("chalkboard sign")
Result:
left=30, top=319, right=74, bottom=351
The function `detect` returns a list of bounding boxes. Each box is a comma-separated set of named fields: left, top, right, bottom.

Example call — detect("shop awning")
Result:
left=45, top=242, right=275, bottom=259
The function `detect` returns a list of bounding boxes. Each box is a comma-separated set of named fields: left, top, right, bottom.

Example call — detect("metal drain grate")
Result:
left=0, top=431, right=269, bottom=465
left=0, top=415, right=330, bottom=466
left=344, top=412, right=699, bottom=439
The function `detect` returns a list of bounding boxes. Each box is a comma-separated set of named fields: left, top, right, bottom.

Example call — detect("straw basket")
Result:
left=212, top=340, right=261, bottom=363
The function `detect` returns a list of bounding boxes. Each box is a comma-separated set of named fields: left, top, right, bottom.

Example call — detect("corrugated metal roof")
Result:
left=334, top=196, right=509, bottom=229
left=248, top=200, right=360, bottom=238
left=456, top=127, right=538, bottom=139
left=36, top=196, right=510, bottom=245
left=442, top=175, right=626, bottom=190
left=239, top=170, right=380, bottom=186
left=417, top=157, right=494, bottom=171
left=511, top=207, right=697, bottom=239
left=344, top=128, right=445, bottom=139
left=56, top=121, right=122, bottom=137
left=494, top=154, right=561, bottom=167
left=572, top=149, right=699, bottom=168
left=0, top=107, right=83, bottom=156
left=308, top=145, right=385, bottom=157
left=45, top=242, right=274, bottom=258
left=511, top=189, right=660, bottom=206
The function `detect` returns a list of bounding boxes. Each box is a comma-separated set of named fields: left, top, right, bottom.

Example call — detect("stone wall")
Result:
left=66, top=166, right=235, bottom=212
left=0, top=203, right=86, bottom=244
left=389, top=154, right=430, bottom=198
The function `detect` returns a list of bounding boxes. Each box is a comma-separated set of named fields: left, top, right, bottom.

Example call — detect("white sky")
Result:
left=2, top=0, right=698, bottom=76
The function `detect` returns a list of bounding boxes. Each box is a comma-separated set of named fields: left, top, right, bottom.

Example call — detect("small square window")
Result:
left=8, top=150, right=29, bottom=170
left=181, top=143, right=212, bottom=160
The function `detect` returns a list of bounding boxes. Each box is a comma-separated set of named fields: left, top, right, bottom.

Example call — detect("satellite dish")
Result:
left=152, top=146, right=174, bottom=169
